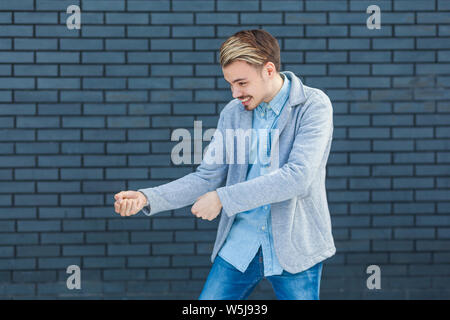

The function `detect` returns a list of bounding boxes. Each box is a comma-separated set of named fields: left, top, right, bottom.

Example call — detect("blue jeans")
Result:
left=199, top=247, right=323, bottom=300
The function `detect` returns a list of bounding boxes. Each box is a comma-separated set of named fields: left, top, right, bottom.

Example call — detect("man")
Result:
left=114, top=29, right=335, bottom=300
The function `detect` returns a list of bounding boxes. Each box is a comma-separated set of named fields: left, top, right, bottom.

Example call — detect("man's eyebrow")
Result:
left=226, top=78, right=247, bottom=84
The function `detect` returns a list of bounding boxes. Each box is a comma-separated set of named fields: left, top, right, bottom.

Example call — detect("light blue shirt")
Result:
left=218, top=73, right=291, bottom=276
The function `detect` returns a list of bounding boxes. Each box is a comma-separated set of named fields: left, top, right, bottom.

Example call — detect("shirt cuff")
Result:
left=137, top=190, right=151, bottom=216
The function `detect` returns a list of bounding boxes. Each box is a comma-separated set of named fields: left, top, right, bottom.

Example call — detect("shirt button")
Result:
left=264, top=206, right=268, bottom=210
left=261, top=226, right=266, bottom=231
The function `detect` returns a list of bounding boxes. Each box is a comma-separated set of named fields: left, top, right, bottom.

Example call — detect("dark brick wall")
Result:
left=0, top=0, right=449, bottom=299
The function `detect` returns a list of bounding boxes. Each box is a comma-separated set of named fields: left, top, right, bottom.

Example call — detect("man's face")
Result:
left=222, top=60, right=272, bottom=111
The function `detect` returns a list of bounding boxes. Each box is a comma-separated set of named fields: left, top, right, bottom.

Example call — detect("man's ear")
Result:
left=265, top=62, right=277, bottom=78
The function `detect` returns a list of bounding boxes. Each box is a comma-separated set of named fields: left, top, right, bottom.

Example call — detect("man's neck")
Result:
left=263, top=73, right=284, bottom=103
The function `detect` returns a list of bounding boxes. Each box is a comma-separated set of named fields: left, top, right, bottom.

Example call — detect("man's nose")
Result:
left=231, top=87, right=242, bottom=99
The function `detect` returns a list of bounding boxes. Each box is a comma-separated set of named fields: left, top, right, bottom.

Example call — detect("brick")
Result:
left=394, top=0, right=434, bottom=11
left=38, top=257, right=81, bottom=269
left=83, top=104, right=126, bottom=115
left=38, top=78, right=80, bottom=89
left=350, top=25, right=392, bottom=37
left=0, top=233, right=38, bottom=245
left=107, top=244, right=149, bottom=256
left=394, top=76, right=435, bottom=88
left=372, top=165, right=413, bottom=176
left=418, top=38, right=450, bottom=49
left=106, top=39, right=148, bottom=51
left=36, top=52, right=79, bottom=63
left=37, top=129, right=80, bottom=141
left=147, top=268, right=189, bottom=280
left=62, top=116, right=105, bottom=128
left=0, top=26, right=33, bottom=37
left=63, top=245, right=105, bottom=256
left=286, top=13, right=326, bottom=24
left=61, top=194, right=103, bottom=205
left=372, top=64, right=414, bottom=75
left=329, top=64, right=370, bottom=75
left=372, top=115, right=413, bottom=126
left=83, top=0, right=125, bottom=11
left=394, top=203, right=435, bottom=214
left=15, top=39, right=58, bottom=50
left=60, top=65, right=103, bottom=76
left=393, top=178, right=434, bottom=189
left=392, top=127, right=433, bottom=138
left=416, top=190, right=450, bottom=201
left=418, top=13, right=450, bottom=24
left=82, top=52, right=125, bottom=64
left=372, top=240, right=413, bottom=252
left=394, top=102, right=435, bottom=113
left=350, top=51, right=391, bottom=63
left=196, top=13, right=237, bottom=24
left=172, top=26, right=214, bottom=38
left=395, top=25, right=436, bottom=37
left=351, top=228, right=391, bottom=240
left=306, top=51, right=347, bottom=63
left=152, top=13, right=193, bottom=24
left=240, top=13, right=283, bottom=24
left=106, top=91, right=148, bottom=102
left=107, top=219, right=150, bottom=230
left=127, top=256, right=170, bottom=268
left=106, top=13, right=149, bottom=24
left=379, top=12, right=415, bottom=24
left=103, top=269, right=146, bottom=281
left=15, top=91, right=58, bottom=102
left=83, top=257, right=125, bottom=268
left=60, top=39, right=103, bottom=51
left=0, top=156, right=35, bottom=167
left=14, top=12, right=58, bottom=23
left=17, top=245, right=60, bottom=257
left=373, top=216, right=414, bottom=227
left=349, top=77, right=390, bottom=88
left=329, top=39, right=370, bottom=50
left=127, top=26, right=170, bottom=38
left=13, top=270, right=56, bottom=282
left=83, top=155, right=126, bottom=167
left=128, top=0, right=170, bottom=11
left=106, top=65, right=148, bottom=76
left=395, top=228, right=435, bottom=239
left=16, top=116, right=59, bottom=128
left=0, top=65, right=11, bottom=76
left=83, top=78, right=126, bottom=90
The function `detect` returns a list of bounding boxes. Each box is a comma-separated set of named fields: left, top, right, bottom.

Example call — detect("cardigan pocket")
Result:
left=291, top=197, right=327, bottom=255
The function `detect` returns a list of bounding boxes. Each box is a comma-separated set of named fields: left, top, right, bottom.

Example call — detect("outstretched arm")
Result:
left=137, top=111, right=229, bottom=216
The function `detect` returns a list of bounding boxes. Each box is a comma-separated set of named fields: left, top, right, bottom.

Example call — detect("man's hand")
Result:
left=114, top=190, right=147, bottom=217
left=191, top=191, right=223, bottom=221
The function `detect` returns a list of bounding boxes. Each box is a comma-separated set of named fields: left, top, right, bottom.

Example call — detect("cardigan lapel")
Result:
left=234, top=71, right=307, bottom=183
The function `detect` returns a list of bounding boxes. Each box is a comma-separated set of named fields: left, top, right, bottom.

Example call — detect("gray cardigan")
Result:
left=138, top=71, right=336, bottom=273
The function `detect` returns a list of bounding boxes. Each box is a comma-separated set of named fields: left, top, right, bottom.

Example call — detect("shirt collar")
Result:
left=257, top=73, right=290, bottom=116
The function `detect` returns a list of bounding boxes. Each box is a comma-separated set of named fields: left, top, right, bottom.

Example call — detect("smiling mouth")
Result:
left=240, top=97, right=251, bottom=102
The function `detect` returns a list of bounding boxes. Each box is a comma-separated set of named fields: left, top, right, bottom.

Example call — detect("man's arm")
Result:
left=216, top=92, right=333, bottom=218
left=138, top=111, right=229, bottom=216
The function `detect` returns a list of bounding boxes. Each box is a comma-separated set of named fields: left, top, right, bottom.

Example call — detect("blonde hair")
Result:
left=219, top=29, right=281, bottom=72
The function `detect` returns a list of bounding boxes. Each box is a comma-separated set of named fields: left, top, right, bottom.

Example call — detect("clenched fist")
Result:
left=114, top=190, right=148, bottom=217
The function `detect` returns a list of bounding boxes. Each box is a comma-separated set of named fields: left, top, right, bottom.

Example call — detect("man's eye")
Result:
left=239, top=82, right=246, bottom=86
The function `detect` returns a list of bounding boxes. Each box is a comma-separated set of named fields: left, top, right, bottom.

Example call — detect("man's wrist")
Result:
left=138, top=191, right=149, bottom=206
